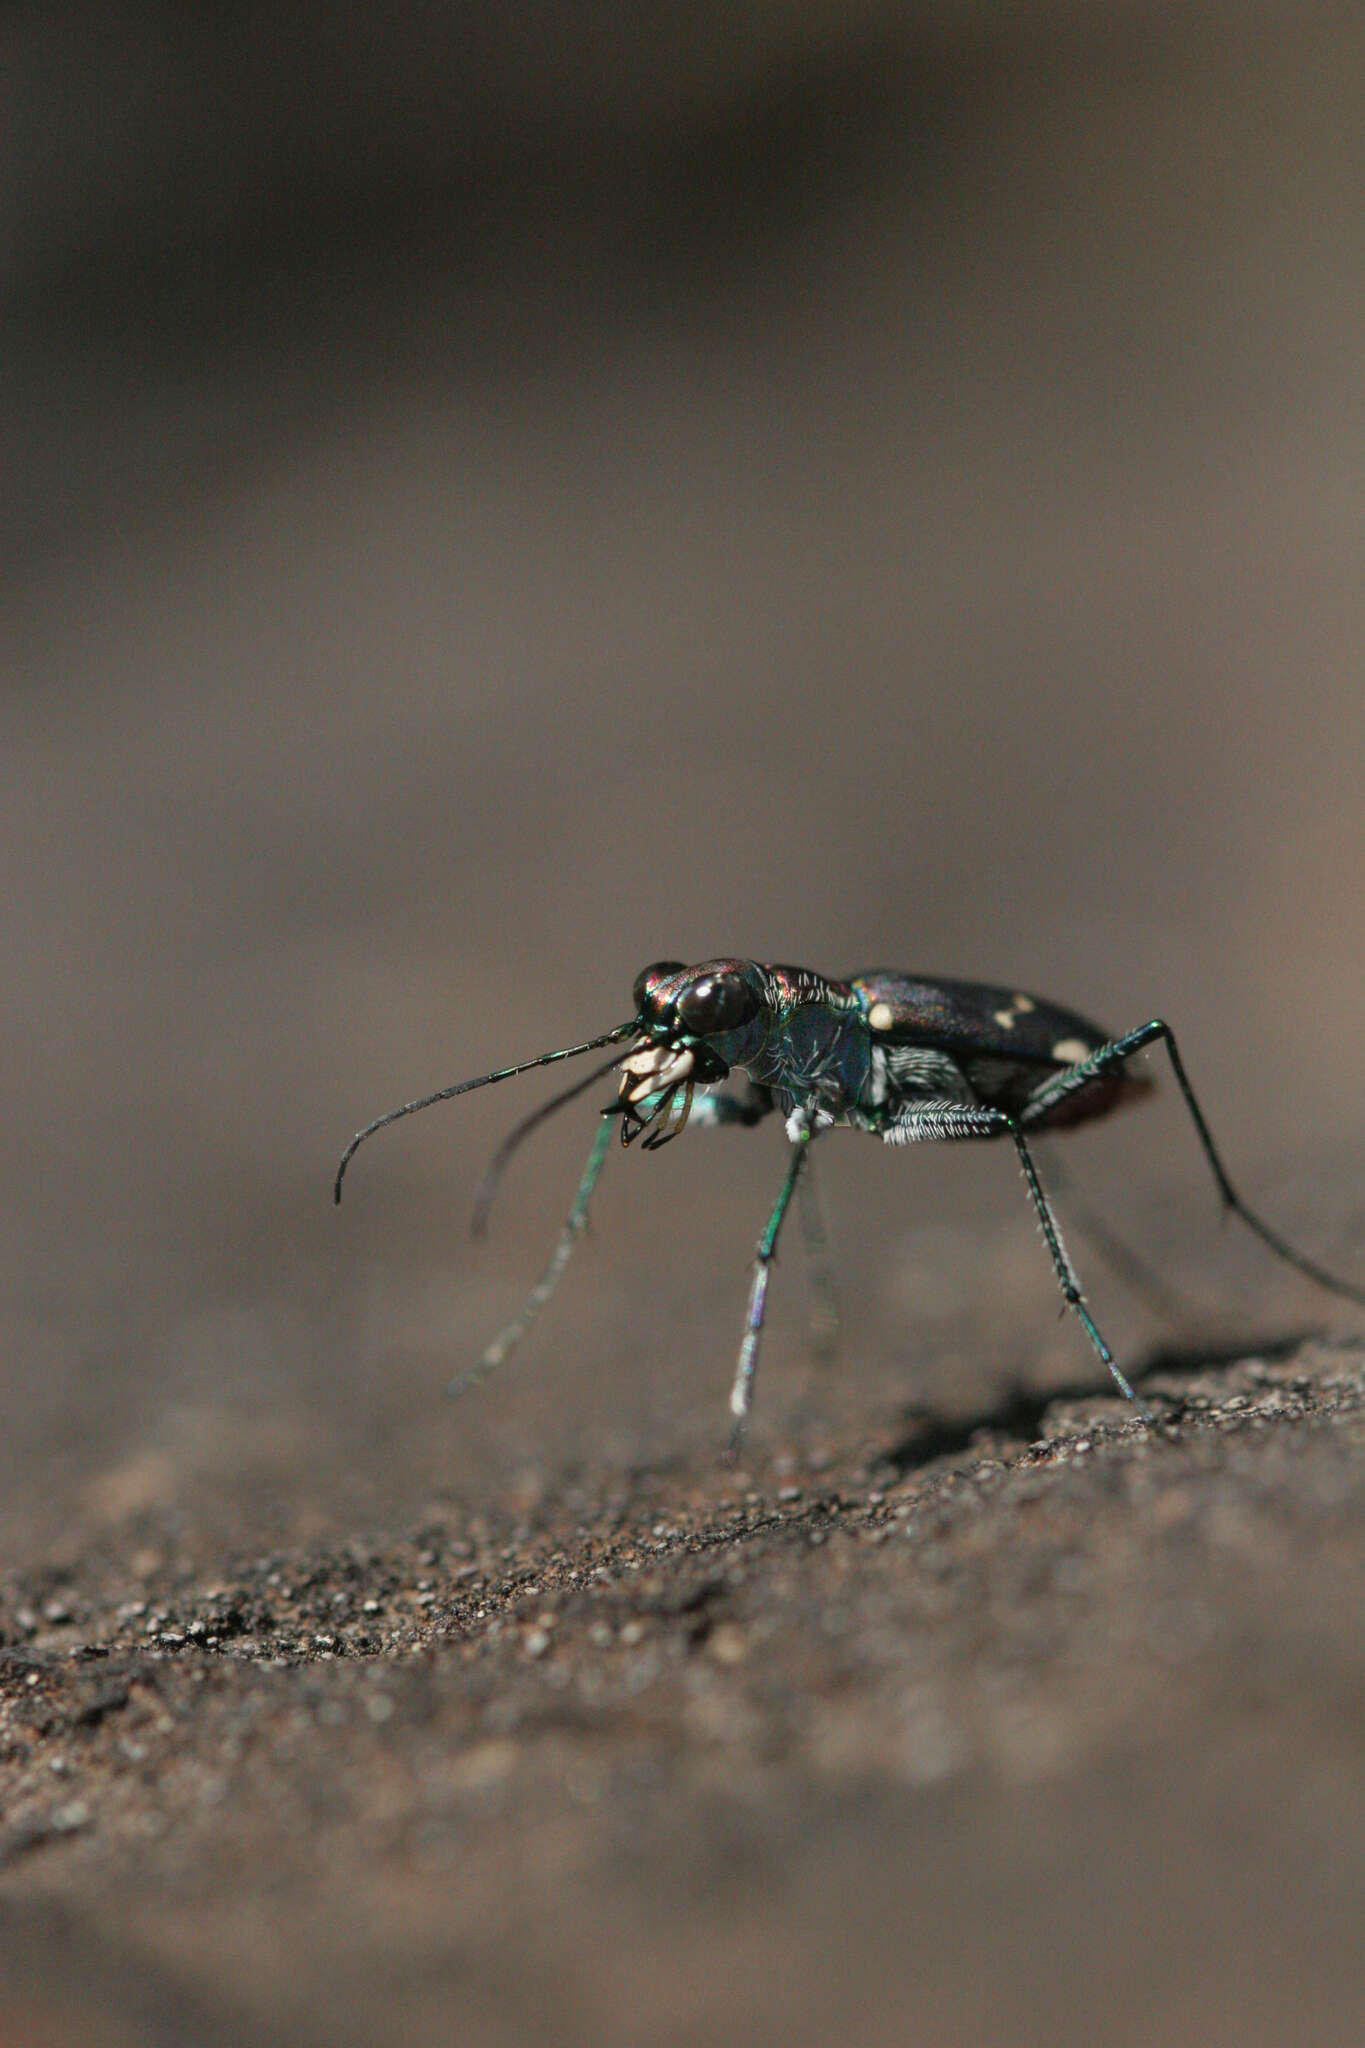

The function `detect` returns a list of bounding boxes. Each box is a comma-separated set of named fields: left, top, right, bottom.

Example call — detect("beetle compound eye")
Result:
left=632, top=960, right=687, bottom=1014
left=676, top=972, right=760, bottom=1037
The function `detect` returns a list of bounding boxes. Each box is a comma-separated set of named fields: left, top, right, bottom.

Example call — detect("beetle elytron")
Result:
left=336, top=959, right=1365, bottom=1448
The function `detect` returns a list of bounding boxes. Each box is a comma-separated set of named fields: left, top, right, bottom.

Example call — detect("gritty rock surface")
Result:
left=4, top=1343, right=1365, bottom=2047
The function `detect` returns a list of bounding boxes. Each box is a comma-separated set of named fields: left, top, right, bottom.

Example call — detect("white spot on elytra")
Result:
left=1051, top=1037, right=1090, bottom=1065
left=993, top=993, right=1036, bottom=1031
left=868, top=1001, right=895, bottom=1031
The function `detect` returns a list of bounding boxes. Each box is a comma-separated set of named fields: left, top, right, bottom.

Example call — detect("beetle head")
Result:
left=618, top=958, right=770, bottom=1142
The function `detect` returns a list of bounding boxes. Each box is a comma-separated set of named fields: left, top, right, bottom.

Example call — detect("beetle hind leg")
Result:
left=1022, top=1020, right=1365, bottom=1312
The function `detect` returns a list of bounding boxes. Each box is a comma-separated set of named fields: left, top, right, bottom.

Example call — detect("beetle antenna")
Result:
left=470, top=1048, right=629, bottom=1238
left=334, top=1022, right=635, bottom=1203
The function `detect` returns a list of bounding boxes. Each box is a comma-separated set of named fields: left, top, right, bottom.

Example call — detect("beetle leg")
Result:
left=879, top=1103, right=1011, bottom=1143
left=470, top=1047, right=629, bottom=1238
left=1037, top=1149, right=1196, bottom=1327
left=1009, top=1125, right=1153, bottom=1419
left=884, top=1103, right=1151, bottom=1416
left=725, top=1121, right=813, bottom=1458
left=450, top=1114, right=613, bottom=1397
left=1020, top=1020, right=1365, bottom=1310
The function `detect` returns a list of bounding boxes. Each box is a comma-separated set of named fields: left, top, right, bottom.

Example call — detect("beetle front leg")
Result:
left=452, top=1115, right=614, bottom=1398
left=725, top=1119, right=813, bottom=1458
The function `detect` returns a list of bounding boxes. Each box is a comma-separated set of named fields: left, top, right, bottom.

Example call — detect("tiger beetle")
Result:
left=335, top=959, right=1365, bottom=1453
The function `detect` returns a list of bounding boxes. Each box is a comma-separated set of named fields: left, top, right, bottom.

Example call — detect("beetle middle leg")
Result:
left=1036, top=1148, right=1196, bottom=1328
left=886, top=1104, right=1149, bottom=1417
left=1009, top=1126, right=1153, bottom=1419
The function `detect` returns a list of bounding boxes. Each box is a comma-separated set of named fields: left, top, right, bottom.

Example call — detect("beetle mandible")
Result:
left=335, top=958, right=1365, bottom=1450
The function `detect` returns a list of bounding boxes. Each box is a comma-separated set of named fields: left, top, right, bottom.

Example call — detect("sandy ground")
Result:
left=4, top=8, right=1365, bottom=2042
left=4, top=1342, right=1365, bottom=2047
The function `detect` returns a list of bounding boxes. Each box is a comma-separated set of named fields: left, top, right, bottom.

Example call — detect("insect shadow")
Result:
left=335, top=958, right=1365, bottom=1455
left=877, top=1326, right=1327, bottom=1481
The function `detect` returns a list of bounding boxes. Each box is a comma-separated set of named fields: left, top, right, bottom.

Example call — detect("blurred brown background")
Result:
left=3, top=4, right=1365, bottom=2042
